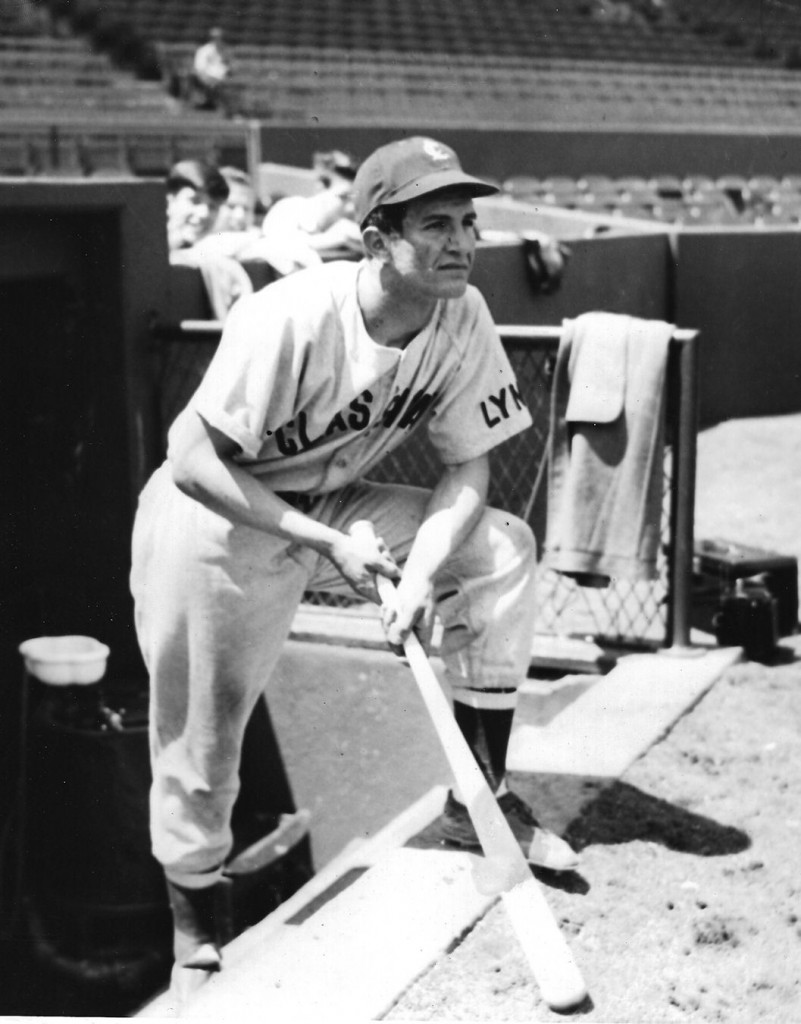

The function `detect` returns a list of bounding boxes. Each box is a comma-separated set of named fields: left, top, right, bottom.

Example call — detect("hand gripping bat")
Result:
left=351, top=521, right=588, bottom=1012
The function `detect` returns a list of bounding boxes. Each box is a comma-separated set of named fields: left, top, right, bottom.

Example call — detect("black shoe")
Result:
left=440, top=790, right=580, bottom=872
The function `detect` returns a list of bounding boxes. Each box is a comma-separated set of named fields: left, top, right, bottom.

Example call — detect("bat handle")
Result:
left=374, top=572, right=399, bottom=610
left=349, top=519, right=400, bottom=609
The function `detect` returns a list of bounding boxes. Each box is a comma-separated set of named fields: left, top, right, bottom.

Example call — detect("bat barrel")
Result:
left=357, top=522, right=589, bottom=1013
left=502, top=881, right=589, bottom=1011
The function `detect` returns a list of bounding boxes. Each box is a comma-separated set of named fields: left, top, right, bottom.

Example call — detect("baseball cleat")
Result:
left=440, top=789, right=580, bottom=872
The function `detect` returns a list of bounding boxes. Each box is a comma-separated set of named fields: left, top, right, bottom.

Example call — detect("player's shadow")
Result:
left=564, top=779, right=751, bottom=857
left=530, top=865, right=589, bottom=895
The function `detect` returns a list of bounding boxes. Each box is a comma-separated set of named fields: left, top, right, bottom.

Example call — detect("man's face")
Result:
left=383, top=190, right=479, bottom=301
left=215, top=181, right=256, bottom=232
left=329, top=171, right=354, bottom=209
left=312, top=172, right=355, bottom=230
left=167, top=186, right=220, bottom=249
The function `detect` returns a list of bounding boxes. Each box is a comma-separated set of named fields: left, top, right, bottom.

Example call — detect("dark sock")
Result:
left=452, top=701, right=515, bottom=793
left=167, top=879, right=232, bottom=969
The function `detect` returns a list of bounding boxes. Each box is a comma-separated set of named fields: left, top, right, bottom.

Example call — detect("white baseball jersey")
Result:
left=169, top=260, right=532, bottom=493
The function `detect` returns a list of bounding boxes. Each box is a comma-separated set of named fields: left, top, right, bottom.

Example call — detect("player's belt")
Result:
left=276, top=491, right=318, bottom=514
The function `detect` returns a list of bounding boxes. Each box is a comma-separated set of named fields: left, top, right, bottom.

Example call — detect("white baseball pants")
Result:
left=130, top=464, right=538, bottom=885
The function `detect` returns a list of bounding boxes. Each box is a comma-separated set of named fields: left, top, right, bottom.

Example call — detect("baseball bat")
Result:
left=351, top=524, right=588, bottom=1011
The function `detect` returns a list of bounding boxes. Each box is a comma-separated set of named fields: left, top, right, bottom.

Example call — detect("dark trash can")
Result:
left=24, top=683, right=172, bottom=992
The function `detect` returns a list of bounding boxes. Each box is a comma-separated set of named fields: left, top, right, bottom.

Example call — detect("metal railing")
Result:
left=152, top=319, right=699, bottom=652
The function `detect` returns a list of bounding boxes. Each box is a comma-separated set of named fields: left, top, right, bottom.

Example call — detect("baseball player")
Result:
left=130, top=135, right=579, bottom=991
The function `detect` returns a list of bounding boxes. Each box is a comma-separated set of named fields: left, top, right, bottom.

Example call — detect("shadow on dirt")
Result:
left=758, top=644, right=800, bottom=666
left=531, top=866, right=590, bottom=895
left=564, top=780, right=751, bottom=857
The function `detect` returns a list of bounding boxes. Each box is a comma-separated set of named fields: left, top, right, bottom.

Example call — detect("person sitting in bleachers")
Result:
left=189, top=27, right=236, bottom=118
left=259, top=149, right=363, bottom=276
left=166, top=158, right=253, bottom=320
left=591, top=0, right=635, bottom=23
left=635, top=0, right=671, bottom=22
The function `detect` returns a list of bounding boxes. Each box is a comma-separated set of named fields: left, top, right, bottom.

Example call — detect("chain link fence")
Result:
left=154, top=325, right=697, bottom=650
left=366, top=335, right=686, bottom=648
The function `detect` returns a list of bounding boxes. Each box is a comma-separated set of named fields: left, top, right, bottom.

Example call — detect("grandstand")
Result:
left=0, top=0, right=250, bottom=176
left=0, top=0, right=176, bottom=120
left=11, top=0, right=801, bottom=132
left=1, top=0, right=801, bottom=211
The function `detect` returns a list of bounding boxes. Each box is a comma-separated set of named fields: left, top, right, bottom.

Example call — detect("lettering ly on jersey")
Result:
left=265, top=379, right=524, bottom=459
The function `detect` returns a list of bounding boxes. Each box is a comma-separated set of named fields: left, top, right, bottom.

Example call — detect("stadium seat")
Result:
left=649, top=174, right=684, bottom=198
left=577, top=174, right=614, bottom=193
left=615, top=175, right=650, bottom=191
left=127, top=135, right=176, bottom=177
left=0, top=133, right=35, bottom=176
left=44, top=134, right=85, bottom=176
left=747, top=175, right=781, bottom=196
left=501, top=175, right=543, bottom=201
left=683, top=174, right=717, bottom=195
left=716, top=174, right=749, bottom=192
left=81, top=133, right=134, bottom=177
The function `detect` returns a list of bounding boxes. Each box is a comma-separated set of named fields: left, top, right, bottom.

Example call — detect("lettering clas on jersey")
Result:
left=181, top=262, right=532, bottom=493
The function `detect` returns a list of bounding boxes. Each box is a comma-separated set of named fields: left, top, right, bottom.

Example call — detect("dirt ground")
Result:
left=386, top=413, right=801, bottom=1023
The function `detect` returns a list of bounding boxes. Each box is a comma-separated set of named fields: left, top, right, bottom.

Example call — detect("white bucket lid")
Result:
left=18, top=635, right=111, bottom=685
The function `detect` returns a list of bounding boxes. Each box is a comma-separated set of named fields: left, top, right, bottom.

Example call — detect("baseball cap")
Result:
left=353, top=136, right=499, bottom=226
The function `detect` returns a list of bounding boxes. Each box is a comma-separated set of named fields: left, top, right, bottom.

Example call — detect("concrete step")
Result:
left=177, top=846, right=493, bottom=1021
left=509, top=644, right=743, bottom=777
left=136, top=786, right=479, bottom=1019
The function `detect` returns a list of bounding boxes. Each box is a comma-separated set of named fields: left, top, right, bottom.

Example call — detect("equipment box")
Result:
left=692, top=538, right=799, bottom=638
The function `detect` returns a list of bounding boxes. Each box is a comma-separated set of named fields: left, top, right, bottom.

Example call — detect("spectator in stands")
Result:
left=260, top=149, right=363, bottom=275
left=190, top=27, right=235, bottom=117
left=166, top=159, right=228, bottom=251
left=640, top=0, right=671, bottom=20
left=190, top=166, right=287, bottom=275
left=591, top=0, right=635, bottom=23
left=214, top=166, right=264, bottom=233
left=166, top=158, right=253, bottom=319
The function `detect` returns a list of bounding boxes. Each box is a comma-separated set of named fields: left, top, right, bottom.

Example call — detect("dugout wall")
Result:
left=674, top=227, right=801, bottom=424
left=0, top=178, right=168, bottom=683
left=0, top=179, right=312, bottom=1000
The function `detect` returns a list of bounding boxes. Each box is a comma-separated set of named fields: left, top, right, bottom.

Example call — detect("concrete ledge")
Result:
left=289, top=601, right=386, bottom=649
left=180, top=846, right=494, bottom=1021
left=136, top=786, right=477, bottom=1020
left=508, top=644, right=743, bottom=777
left=291, top=604, right=618, bottom=673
